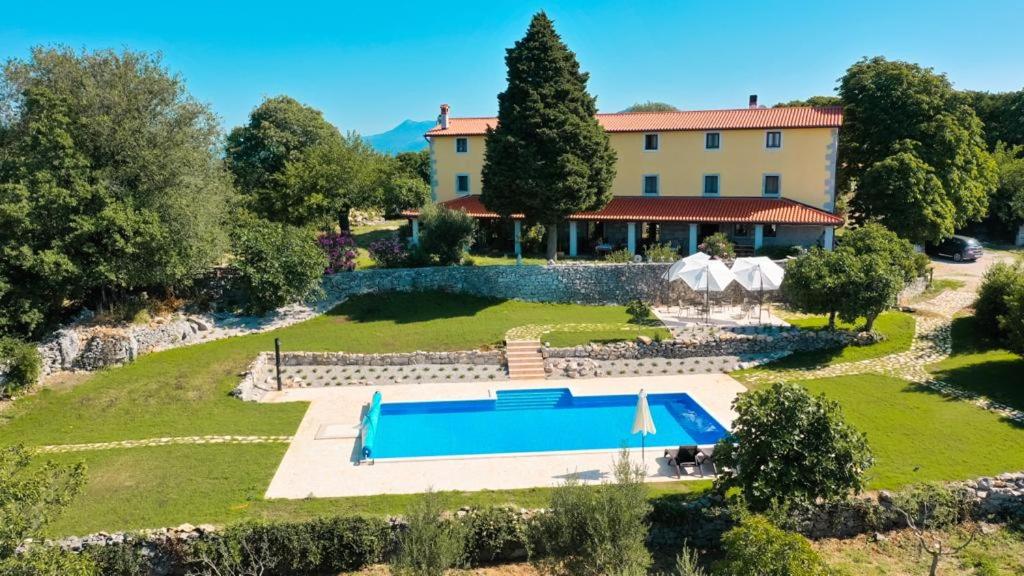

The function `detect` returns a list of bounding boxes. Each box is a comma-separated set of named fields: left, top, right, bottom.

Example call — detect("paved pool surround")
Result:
left=261, top=374, right=744, bottom=499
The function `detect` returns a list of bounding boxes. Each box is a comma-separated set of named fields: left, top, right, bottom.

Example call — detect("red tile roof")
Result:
left=425, top=106, right=842, bottom=137
left=404, top=195, right=843, bottom=226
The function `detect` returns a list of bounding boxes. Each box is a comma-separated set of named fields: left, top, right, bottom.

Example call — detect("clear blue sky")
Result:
left=3, top=0, right=1022, bottom=136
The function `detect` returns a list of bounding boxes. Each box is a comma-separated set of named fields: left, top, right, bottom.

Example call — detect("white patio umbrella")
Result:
left=631, top=389, right=657, bottom=462
left=731, top=257, right=786, bottom=323
left=674, top=259, right=736, bottom=322
left=661, top=251, right=711, bottom=281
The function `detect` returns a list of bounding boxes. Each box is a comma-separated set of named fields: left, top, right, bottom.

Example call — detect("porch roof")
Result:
left=404, top=195, right=843, bottom=226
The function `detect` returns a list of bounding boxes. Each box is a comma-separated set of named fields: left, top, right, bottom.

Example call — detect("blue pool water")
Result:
left=364, top=388, right=727, bottom=459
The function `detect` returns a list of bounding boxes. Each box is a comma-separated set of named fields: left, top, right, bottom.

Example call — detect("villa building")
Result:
left=411, top=97, right=844, bottom=257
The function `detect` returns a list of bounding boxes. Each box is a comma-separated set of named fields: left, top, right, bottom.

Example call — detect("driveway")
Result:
left=928, top=248, right=1020, bottom=290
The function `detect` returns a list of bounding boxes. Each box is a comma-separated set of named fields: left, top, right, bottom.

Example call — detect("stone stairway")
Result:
left=505, top=339, right=546, bottom=380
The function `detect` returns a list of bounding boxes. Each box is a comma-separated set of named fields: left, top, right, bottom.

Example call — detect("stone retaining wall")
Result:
left=322, top=262, right=757, bottom=306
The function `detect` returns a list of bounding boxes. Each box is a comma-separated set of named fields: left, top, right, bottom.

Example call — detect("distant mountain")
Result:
left=365, top=119, right=436, bottom=154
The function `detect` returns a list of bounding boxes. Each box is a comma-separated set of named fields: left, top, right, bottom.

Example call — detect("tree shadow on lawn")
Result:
left=325, top=292, right=499, bottom=324
left=905, top=381, right=1024, bottom=430
left=930, top=315, right=1024, bottom=413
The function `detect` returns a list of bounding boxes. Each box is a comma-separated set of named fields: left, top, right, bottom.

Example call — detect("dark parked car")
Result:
left=926, top=235, right=984, bottom=262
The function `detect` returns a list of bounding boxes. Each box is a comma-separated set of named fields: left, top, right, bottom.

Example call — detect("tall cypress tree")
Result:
left=481, top=12, right=616, bottom=260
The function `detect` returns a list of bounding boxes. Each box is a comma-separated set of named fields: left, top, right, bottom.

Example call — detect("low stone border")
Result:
left=35, top=435, right=293, bottom=454
left=922, top=379, right=1024, bottom=424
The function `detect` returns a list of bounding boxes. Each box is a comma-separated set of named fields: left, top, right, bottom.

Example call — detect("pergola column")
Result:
left=568, top=221, right=578, bottom=257
left=513, top=220, right=522, bottom=257
left=688, top=223, right=698, bottom=255
left=411, top=218, right=420, bottom=246
left=754, top=224, right=764, bottom=251
left=823, top=226, right=835, bottom=251
left=627, top=222, right=637, bottom=255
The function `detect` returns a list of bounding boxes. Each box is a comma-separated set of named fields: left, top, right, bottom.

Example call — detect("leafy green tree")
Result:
left=395, top=150, right=431, bottom=186
left=532, top=450, right=652, bottom=576
left=0, top=47, right=231, bottom=337
left=1000, top=276, right=1024, bottom=355
left=229, top=215, right=327, bottom=314
left=391, top=490, right=467, bottom=576
left=0, top=445, right=86, bottom=559
left=964, top=89, right=1024, bottom=149
left=780, top=248, right=855, bottom=329
left=715, top=383, right=872, bottom=511
left=774, top=95, right=842, bottom=107
left=837, top=222, right=928, bottom=284
left=418, top=204, right=477, bottom=265
left=698, top=232, right=735, bottom=260
left=839, top=57, right=997, bottom=244
left=481, top=12, right=617, bottom=260
left=838, top=253, right=905, bottom=331
left=621, top=101, right=679, bottom=112
left=718, top=516, right=830, bottom=576
left=989, top=143, right=1024, bottom=234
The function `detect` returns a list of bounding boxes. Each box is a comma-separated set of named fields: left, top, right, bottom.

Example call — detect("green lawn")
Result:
left=0, top=292, right=634, bottom=447
left=801, top=374, right=1024, bottom=489
left=41, top=442, right=710, bottom=535
left=543, top=327, right=672, bottom=347
left=928, top=315, right=1024, bottom=411
left=732, top=311, right=915, bottom=380
left=909, top=278, right=965, bottom=302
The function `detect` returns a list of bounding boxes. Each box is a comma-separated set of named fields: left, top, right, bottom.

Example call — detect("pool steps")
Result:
left=495, top=388, right=570, bottom=410
left=505, top=339, right=546, bottom=380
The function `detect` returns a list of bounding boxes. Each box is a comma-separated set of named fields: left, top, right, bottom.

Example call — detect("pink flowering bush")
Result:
left=368, top=236, right=409, bottom=268
left=318, top=231, right=358, bottom=274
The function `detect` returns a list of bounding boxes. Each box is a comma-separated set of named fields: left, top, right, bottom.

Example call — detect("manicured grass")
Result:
left=928, top=315, right=1024, bottom=411
left=800, top=374, right=1024, bottom=489
left=0, top=292, right=635, bottom=446
left=732, top=312, right=915, bottom=380
left=543, top=327, right=672, bottom=347
left=41, top=442, right=712, bottom=536
left=466, top=254, right=547, bottom=266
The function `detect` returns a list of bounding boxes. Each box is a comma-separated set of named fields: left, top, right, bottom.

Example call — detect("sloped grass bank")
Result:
left=928, top=315, right=1024, bottom=411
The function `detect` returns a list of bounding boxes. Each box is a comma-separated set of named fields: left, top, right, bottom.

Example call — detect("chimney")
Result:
left=748, top=94, right=758, bottom=108
left=439, top=104, right=450, bottom=129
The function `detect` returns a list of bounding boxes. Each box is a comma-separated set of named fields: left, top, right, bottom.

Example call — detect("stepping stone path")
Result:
left=36, top=435, right=293, bottom=454
left=741, top=288, right=1024, bottom=424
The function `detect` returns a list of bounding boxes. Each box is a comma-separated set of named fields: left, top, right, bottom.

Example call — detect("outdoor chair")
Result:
left=664, top=445, right=701, bottom=478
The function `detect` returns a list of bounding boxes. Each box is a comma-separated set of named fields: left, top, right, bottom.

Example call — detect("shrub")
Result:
left=419, top=205, right=477, bottom=265
left=367, top=236, right=409, bottom=268
left=839, top=223, right=926, bottom=283
left=0, top=547, right=98, bottom=576
left=672, top=542, right=707, bottom=576
left=188, top=516, right=389, bottom=575
left=755, top=245, right=801, bottom=260
left=890, top=483, right=972, bottom=530
left=626, top=300, right=653, bottom=324
left=531, top=450, right=652, bottom=576
left=464, top=506, right=529, bottom=566
left=1002, top=278, right=1024, bottom=354
left=317, top=231, right=358, bottom=273
left=644, top=242, right=678, bottom=262
left=718, top=516, right=829, bottom=576
left=230, top=215, right=328, bottom=314
left=605, top=248, right=635, bottom=263
left=391, top=490, right=467, bottom=576
left=698, top=232, right=735, bottom=260
left=974, top=260, right=1024, bottom=339
left=0, top=337, right=41, bottom=396
left=715, top=383, right=872, bottom=512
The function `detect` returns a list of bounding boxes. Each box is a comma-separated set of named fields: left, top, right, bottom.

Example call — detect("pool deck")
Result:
left=262, top=374, right=745, bottom=499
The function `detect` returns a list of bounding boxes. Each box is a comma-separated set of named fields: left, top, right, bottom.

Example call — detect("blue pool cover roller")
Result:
left=361, top=391, right=383, bottom=460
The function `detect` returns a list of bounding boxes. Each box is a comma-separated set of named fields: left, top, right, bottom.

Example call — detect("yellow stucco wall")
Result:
left=430, top=127, right=838, bottom=211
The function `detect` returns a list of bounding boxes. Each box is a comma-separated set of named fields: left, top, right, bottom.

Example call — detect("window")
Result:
left=643, top=175, right=659, bottom=196
left=703, top=174, right=720, bottom=196
left=734, top=224, right=749, bottom=237
left=705, top=132, right=721, bottom=150
left=765, top=131, right=782, bottom=149
left=763, top=174, right=781, bottom=196
left=456, top=174, right=470, bottom=195
left=455, top=138, right=468, bottom=153
left=644, top=133, right=659, bottom=151
left=764, top=224, right=778, bottom=238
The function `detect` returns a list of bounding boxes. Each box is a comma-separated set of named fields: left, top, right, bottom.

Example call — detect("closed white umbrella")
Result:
left=731, top=257, right=786, bottom=323
left=631, top=389, right=657, bottom=462
left=662, top=251, right=711, bottom=281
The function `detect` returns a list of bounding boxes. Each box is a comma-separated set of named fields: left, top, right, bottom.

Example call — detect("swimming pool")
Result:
left=362, top=388, right=727, bottom=460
